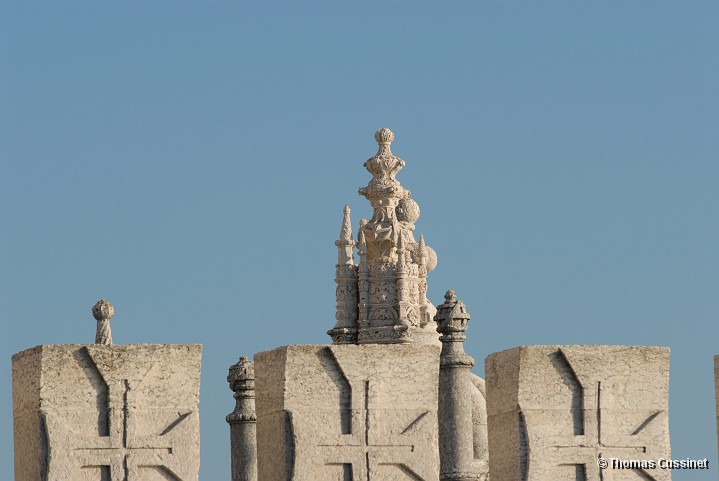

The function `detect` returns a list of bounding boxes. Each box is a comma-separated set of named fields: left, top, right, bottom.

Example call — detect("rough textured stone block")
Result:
left=486, top=345, right=671, bottom=481
left=12, top=344, right=202, bottom=481
left=255, top=343, right=440, bottom=481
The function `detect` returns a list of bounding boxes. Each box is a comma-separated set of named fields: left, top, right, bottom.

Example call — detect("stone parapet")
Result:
left=254, top=343, right=440, bottom=481
left=12, top=343, right=201, bottom=481
left=485, top=345, right=671, bottom=481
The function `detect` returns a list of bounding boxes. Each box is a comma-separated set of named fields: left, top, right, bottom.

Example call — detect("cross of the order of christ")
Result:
left=291, top=379, right=439, bottom=481
left=522, top=350, right=671, bottom=481
left=547, top=381, right=660, bottom=481
left=42, top=346, right=198, bottom=481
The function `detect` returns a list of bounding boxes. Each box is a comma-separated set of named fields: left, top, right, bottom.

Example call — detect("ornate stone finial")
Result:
left=434, top=291, right=480, bottom=481
left=227, top=356, right=255, bottom=394
left=396, top=198, right=420, bottom=224
left=330, top=204, right=360, bottom=345
left=374, top=127, right=395, bottom=145
left=339, top=205, right=352, bottom=242
left=227, top=356, right=256, bottom=423
left=359, top=128, right=407, bottom=203
left=92, top=299, right=114, bottom=345
left=227, top=356, right=258, bottom=481
left=434, top=290, right=471, bottom=338
left=357, top=228, right=366, bottom=248
left=326, top=128, right=443, bottom=345
left=417, top=233, right=427, bottom=265
left=335, top=205, right=355, bottom=265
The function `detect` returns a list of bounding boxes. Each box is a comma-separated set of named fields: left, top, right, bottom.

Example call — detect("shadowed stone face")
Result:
left=485, top=345, right=671, bottom=481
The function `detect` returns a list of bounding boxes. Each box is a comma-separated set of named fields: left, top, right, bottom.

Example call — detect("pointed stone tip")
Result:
left=374, top=128, right=394, bottom=145
left=339, top=204, right=353, bottom=242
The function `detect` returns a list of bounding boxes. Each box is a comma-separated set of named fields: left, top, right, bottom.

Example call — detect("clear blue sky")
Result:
left=1, top=2, right=717, bottom=479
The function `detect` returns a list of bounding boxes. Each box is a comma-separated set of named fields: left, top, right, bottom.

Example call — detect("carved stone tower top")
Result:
left=329, top=128, right=439, bottom=346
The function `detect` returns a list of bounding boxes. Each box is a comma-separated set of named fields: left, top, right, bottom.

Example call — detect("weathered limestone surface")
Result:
left=486, top=345, right=671, bottom=481
left=12, top=343, right=202, bottom=481
left=255, top=343, right=441, bottom=481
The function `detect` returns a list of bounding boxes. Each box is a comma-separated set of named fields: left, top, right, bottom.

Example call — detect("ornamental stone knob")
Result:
left=92, top=299, right=114, bottom=345
left=228, top=356, right=255, bottom=392
left=92, top=299, right=114, bottom=322
left=434, top=290, right=471, bottom=336
left=374, top=128, right=394, bottom=145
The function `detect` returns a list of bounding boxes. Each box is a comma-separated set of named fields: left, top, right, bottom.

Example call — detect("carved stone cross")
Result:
left=40, top=346, right=199, bottom=481
left=312, top=381, right=432, bottom=480
left=549, top=381, right=657, bottom=481
left=44, top=406, right=194, bottom=481
left=510, top=347, right=671, bottom=481
left=282, top=346, right=439, bottom=481
left=254, top=344, right=440, bottom=480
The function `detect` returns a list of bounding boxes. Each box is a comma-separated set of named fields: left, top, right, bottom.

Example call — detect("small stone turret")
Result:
left=227, top=356, right=257, bottom=481
left=436, top=290, right=486, bottom=481
left=328, top=128, right=439, bottom=345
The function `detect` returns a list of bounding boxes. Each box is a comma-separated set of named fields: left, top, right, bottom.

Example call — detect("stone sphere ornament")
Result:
left=424, top=245, right=438, bottom=272
left=92, top=299, right=114, bottom=345
left=396, top=198, right=420, bottom=224
left=374, top=127, right=394, bottom=145
left=92, top=299, right=114, bottom=322
left=413, top=243, right=438, bottom=272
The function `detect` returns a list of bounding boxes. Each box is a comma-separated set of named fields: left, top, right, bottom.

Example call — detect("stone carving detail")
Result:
left=12, top=343, right=202, bottom=481
left=227, top=356, right=258, bottom=481
left=329, top=205, right=360, bottom=344
left=329, top=128, right=439, bottom=345
left=486, top=345, right=672, bottom=481
left=254, top=344, right=441, bottom=481
left=92, top=299, right=114, bottom=345
left=435, top=291, right=489, bottom=481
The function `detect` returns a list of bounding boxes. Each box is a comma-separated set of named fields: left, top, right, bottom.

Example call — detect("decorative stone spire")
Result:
left=336, top=204, right=354, bottom=265
left=435, top=290, right=472, bottom=350
left=358, top=128, right=408, bottom=205
left=327, top=128, right=440, bottom=345
left=417, top=233, right=430, bottom=327
left=328, top=205, right=359, bottom=344
left=356, top=228, right=370, bottom=331
left=92, top=299, right=114, bottom=345
left=435, top=290, right=481, bottom=481
left=227, top=356, right=258, bottom=481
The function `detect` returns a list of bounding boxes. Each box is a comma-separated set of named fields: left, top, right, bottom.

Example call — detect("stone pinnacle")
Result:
left=92, top=299, right=114, bottom=345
